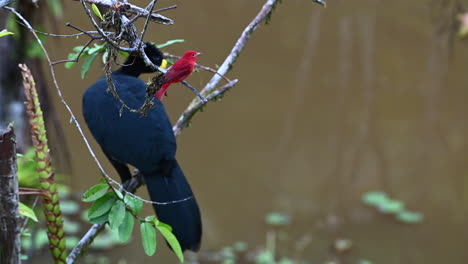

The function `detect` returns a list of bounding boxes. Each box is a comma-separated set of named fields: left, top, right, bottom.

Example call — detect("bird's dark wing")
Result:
left=83, top=74, right=177, bottom=174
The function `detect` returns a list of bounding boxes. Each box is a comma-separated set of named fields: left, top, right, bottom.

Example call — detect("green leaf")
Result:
left=0, top=29, right=14, bottom=38
left=362, top=191, right=388, bottom=206
left=102, top=50, right=109, bottom=64
left=65, top=46, right=90, bottom=69
left=19, top=202, right=38, bottom=222
left=91, top=4, right=104, bottom=21
left=124, top=195, right=143, bottom=214
left=396, top=211, right=424, bottom=224
left=89, top=213, right=108, bottom=224
left=140, top=222, right=157, bottom=256
left=81, top=52, right=99, bottom=79
left=108, top=200, right=126, bottom=230
left=156, top=39, right=184, bottom=49
left=88, top=43, right=106, bottom=55
left=156, top=224, right=183, bottom=262
left=82, top=183, right=109, bottom=202
left=88, top=192, right=116, bottom=219
left=114, top=188, right=124, bottom=199
left=118, top=211, right=134, bottom=243
left=156, top=221, right=172, bottom=232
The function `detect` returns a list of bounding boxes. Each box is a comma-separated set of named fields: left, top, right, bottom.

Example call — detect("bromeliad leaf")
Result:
left=19, top=202, right=38, bottom=222
left=156, top=224, right=183, bottom=262
left=88, top=192, right=116, bottom=219
left=140, top=221, right=157, bottom=256
left=118, top=211, right=134, bottom=243
left=156, top=39, right=184, bottom=49
left=81, top=52, right=100, bottom=79
left=82, top=183, right=109, bottom=202
left=91, top=4, right=104, bottom=21
left=108, top=200, right=126, bottom=230
left=124, top=195, right=143, bottom=214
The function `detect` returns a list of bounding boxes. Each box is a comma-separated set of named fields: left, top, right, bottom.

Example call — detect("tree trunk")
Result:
left=0, top=124, right=20, bottom=264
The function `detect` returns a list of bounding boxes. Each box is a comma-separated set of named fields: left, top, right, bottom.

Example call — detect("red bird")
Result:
left=155, top=50, right=201, bottom=100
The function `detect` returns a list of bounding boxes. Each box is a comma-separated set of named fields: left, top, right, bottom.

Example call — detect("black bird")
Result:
left=82, top=43, right=202, bottom=252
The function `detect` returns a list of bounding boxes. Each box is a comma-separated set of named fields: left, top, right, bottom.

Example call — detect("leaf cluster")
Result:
left=82, top=182, right=184, bottom=262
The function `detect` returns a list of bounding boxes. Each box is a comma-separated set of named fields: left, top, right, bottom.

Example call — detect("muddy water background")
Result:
left=39, top=0, right=468, bottom=263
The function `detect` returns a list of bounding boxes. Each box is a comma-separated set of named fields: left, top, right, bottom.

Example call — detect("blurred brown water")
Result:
left=39, top=0, right=468, bottom=263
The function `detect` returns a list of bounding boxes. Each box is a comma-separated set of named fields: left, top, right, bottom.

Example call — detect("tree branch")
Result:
left=172, top=0, right=282, bottom=135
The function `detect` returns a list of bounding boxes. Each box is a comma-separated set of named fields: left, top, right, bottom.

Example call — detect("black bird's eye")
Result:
left=192, top=53, right=195, bottom=57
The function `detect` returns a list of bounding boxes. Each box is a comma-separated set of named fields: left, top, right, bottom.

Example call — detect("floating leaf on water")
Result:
left=396, top=211, right=424, bottom=224
left=265, top=212, right=291, bottom=226
left=362, top=191, right=388, bottom=206
left=232, top=241, right=248, bottom=252
left=377, top=199, right=404, bottom=214
left=333, top=238, right=352, bottom=254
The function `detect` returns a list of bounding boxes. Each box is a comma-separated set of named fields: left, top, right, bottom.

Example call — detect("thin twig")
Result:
left=153, top=4, right=177, bottom=14
left=80, top=0, right=174, bottom=25
left=139, top=0, right=158, bottom=47
left=51, top=38, right=95, bottom=65
left=165, top=53, right=231, bottom=83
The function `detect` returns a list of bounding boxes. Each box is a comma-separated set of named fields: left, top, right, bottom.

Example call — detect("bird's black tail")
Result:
left=143, top=160, right=202, bottom=252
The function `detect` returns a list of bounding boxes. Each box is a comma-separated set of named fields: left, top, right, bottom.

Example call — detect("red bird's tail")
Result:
left=155, top=83, right=170, bottom=100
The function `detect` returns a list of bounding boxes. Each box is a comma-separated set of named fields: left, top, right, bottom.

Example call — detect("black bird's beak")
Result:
left=313, top=0, right=326, bottom=7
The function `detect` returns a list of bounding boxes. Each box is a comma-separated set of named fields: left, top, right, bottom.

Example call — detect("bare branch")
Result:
left=51, top=38, right=95, bottom=65
left=173, top=0, right=282, bottom=134
left=153, top=4, right=177, bottom=14
left=173, top=79, right=238, bottom=136
left=80, top=0, right=174, bottom=25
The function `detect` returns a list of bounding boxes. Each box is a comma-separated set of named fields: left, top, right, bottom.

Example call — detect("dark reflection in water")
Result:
left=38, top=0, right=468, bottom=263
